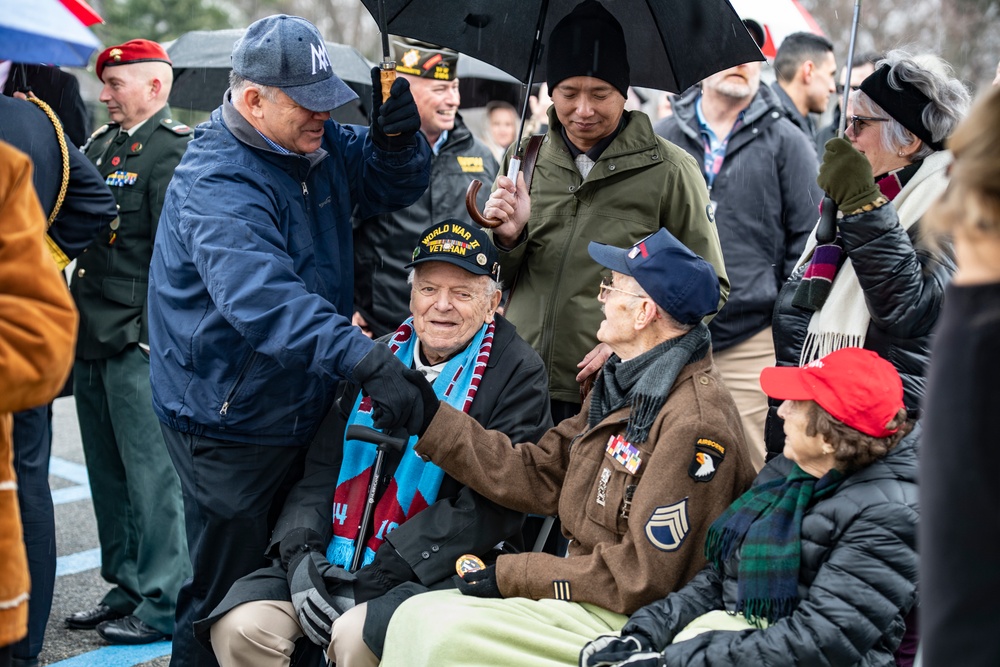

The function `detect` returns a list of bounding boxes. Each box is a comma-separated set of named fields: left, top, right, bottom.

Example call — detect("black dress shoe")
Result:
left=65, top=603, right=126, bottom=630
left=96, top=615, right=167, bottom=645
left=12, top=657, right=40, bottom=667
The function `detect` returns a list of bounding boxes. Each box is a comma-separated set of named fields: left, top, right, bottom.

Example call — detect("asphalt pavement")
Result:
left=33, top=396, right=171, bottom=666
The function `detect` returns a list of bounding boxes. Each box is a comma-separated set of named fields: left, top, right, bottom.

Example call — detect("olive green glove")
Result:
left=817, top=137, right=882, bottom=215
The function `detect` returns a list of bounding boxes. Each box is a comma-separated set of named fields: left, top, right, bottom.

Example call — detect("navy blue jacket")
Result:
left=148, top=98, right=431, bottom=446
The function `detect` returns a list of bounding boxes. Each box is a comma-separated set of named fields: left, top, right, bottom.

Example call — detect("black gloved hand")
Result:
left=353, top=542, right=414, bottom=604
left=369, top=66, right=420, bottom=152
left=817, top=137, right=882, bottom=215
left=579, top=634, right=656, bottom=667
left=278, top=527, right=325, bottom=571
left=352, top=343, right=439, bottom=436
left=287, top=550, right=357, bottom=647
left=454, top=564, right=502, bottom=599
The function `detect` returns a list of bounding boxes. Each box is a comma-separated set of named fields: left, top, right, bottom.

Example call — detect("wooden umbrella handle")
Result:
left=380, top=65, right=400, bottom=137
left=466, top=179, right=501, bottom=228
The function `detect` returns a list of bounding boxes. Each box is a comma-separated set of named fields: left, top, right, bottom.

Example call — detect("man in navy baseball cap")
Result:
left=588, top=228, right=720, bottom=326
left=231, top=14, right=357, bottom=113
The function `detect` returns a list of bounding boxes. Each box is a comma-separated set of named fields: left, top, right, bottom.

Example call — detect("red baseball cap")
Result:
left=759, top=348, right=905, bottom=438
left=96, top=39, right=172, bottom=82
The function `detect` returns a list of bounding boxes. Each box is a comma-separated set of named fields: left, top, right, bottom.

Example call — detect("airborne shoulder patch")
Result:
left=689, top=437, right=725, bottom=482
left=645, top=499, right=689, bottom=552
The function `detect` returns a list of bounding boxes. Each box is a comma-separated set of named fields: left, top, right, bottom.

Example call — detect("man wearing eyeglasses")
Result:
left=371, top=229, right=755, bottom=665
left=656, top=52, right=822, bottom=470
left=815, top=52, right=880, bottom=155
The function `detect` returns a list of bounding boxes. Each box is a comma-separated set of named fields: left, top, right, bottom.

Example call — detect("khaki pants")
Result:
left=713, top=327, right=775, bottom=472
left=210, top=599, right=377, bottom=667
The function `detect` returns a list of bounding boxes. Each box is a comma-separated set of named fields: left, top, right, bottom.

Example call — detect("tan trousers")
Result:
left=712, top=327, right=775, bottom=472
left=210, top=599, right=377, bottom=667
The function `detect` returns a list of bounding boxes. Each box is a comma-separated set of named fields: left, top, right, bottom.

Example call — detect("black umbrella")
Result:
left=362, top=0, right=763, bottom=226
left=360, top=0, right=762, bottom=95
left=165, top=28, right=374, bottom=123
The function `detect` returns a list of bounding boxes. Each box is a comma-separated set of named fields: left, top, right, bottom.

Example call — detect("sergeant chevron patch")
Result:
left=553, top=580, right=572, bottom=601
left=645, top=499, right=689, bottom=551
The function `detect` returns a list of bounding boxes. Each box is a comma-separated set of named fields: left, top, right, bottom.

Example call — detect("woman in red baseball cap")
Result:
left=580, top=347, right=918, bottom=667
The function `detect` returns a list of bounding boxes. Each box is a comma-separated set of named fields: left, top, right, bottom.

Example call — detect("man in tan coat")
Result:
left=377, top=228, right=755, bottom=666
left=0, top=141, right=77, bottom=660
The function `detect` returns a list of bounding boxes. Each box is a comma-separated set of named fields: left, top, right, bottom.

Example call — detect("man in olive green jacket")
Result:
left=485, top=1, right=728, bottom=422
left=67, top=39, right=191, bottom=646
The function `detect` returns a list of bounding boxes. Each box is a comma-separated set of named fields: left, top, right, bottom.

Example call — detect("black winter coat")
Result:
left=195, top=314, right=551, bottom=653
left=655, top=85, right=822, bottom=351
left=353, top=115, right=499, bottom=338
left=620, top=425, right=920, bottom=667
left=765, top=180, right=954, bottom=456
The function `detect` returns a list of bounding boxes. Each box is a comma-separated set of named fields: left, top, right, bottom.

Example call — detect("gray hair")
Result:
left=228, top=70, right=280, bottom=103
left=406, top=268, right=502, bottom=297
left=853, top=49, right=970, bottom=160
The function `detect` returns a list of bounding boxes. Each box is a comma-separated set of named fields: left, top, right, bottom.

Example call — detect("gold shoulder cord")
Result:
left=27, top=96, right=72, bottom=269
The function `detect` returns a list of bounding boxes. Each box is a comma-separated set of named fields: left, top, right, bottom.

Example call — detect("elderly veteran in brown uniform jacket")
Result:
left=379, top=228, right=756, bottom=667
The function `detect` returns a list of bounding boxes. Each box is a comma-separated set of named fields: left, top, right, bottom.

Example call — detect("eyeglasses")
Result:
left=848, top=115, right=889, bottom=135
left=835, top=83, right=862, bottom=95
left=598, top=275, right=647, bottom=300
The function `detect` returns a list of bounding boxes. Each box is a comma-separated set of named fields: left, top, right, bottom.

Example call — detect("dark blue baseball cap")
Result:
left=232, top=15, right=358, bottom=113
left=588, top=229, right=719, bottom=325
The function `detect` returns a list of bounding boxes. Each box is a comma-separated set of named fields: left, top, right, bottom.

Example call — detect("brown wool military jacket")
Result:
left=415, top=351, right=756, bottom=615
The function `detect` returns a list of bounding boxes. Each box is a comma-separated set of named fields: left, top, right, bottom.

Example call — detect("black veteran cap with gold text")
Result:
left=389, top=36, right=459, bottom=80
left=406, top=219, right=500, bottom=280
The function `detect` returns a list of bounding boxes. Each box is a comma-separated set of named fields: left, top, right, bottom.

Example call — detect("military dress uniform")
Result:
left=70, top=104, right=193, bottom=636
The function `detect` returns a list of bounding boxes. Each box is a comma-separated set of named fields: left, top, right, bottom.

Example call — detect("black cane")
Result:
left=816, top=0, right=863, bottom=244
left=345, top=425, right=408, bottom=573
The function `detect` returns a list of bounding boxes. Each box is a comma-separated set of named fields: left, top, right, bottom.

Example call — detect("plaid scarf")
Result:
left=327, top=319, right=494, bottom=569
left=588, top=324, right=710, bottom=444
left=704, top=464, right=844, bottom=625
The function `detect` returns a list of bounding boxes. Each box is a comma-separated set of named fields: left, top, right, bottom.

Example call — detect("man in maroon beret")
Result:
left=65, top=38, right=192, bottom=646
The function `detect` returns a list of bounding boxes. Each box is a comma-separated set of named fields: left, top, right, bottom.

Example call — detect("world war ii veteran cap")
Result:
left=96, top=39, right=172, bottom=82
left=406, top=219, right=500, bottom=280
left=390, top=36, right=459, bottom=81
left=588, top=228, right=719, bottom=325
left=231, top=14, right=358, bottom=112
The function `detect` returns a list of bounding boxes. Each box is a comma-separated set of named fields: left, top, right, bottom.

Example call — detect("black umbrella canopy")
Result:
left=166, top=28, right=374, bottom=118
left=361, top=0, right=763, bottom=93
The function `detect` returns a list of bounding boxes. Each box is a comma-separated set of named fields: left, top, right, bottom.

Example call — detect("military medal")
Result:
left=455, top=554, right=485, bottom=576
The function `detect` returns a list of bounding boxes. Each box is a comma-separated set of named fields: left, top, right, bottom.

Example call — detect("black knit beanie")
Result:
left=546, top=0, right=630, bottom=97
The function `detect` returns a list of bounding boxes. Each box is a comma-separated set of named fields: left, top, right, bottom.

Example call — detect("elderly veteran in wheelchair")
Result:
left=202, top=219, right=552, bottom=666
left=376, top=229, right=756, bottom=667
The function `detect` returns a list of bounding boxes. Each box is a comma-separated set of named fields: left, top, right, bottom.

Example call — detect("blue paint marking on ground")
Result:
left=52, top=484, right=92, bottom=505
left=56, top=547, right=101, bottom=577
left=45, top=641, right=172, bottom=666
left=50, top=456, right=91, bottom=485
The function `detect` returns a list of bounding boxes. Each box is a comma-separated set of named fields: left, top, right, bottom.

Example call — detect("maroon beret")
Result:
left=96, top=39, right=172, bottom=82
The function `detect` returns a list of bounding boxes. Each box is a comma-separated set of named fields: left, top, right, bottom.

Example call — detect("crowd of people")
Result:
left=2, top=1, right=1000, bottom=666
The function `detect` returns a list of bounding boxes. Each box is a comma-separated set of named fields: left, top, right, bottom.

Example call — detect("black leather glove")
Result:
left=817, top=137, right=882, bottom=215
left=580, top=634, right=657, bottom=667
left=454, top=564, right=502, bottom=599
left=369, top=66, right=420, bottom=152
left=352, top=344, right=439, bottom=435
left=287, top=550, right=357, bottom=647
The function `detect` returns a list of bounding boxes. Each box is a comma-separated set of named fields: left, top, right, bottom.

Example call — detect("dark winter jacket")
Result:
left=354, top=115, right=499, bottom=338
left=148, top=97, right=430, bottom=447
left=765, top=153, right=954, bottom=456
left=195, top=315, right=552, bottom=654
left=620, top=425, right=920, bottom=667
left=656, top=85, right=822, bottom=351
